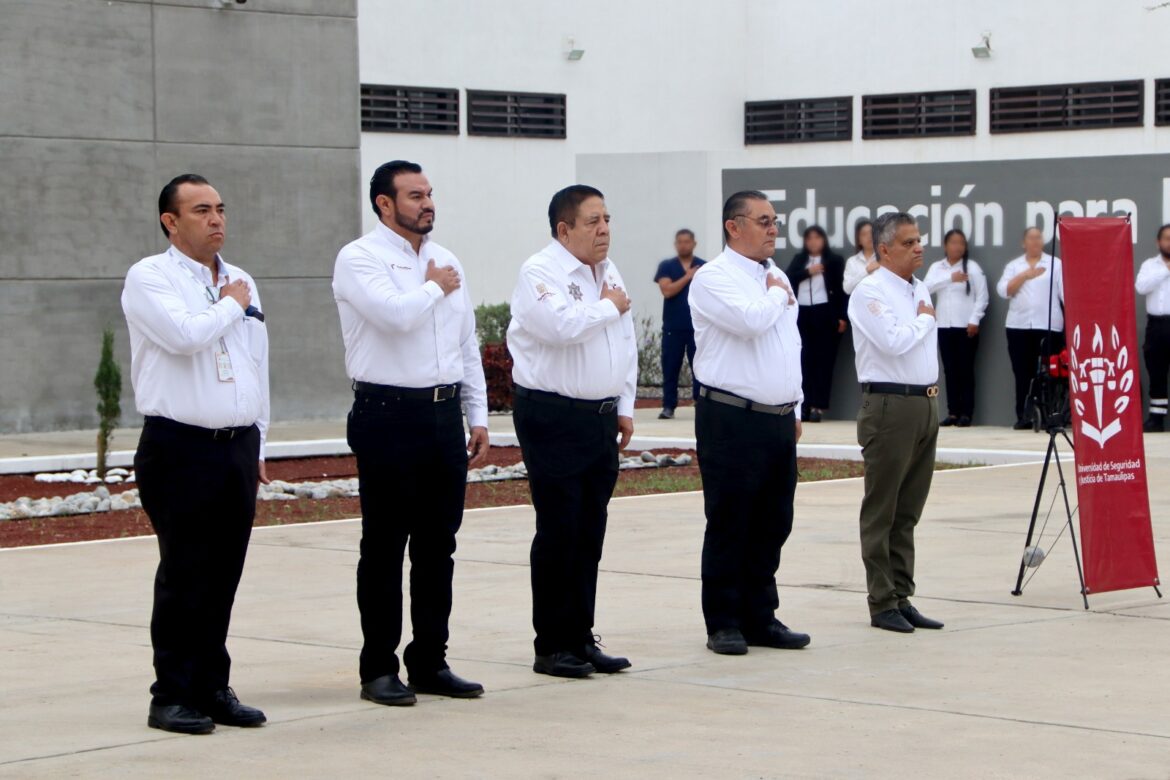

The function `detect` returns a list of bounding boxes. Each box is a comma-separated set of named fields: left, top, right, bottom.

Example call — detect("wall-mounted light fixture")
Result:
left=971, top=32, right=992, bottom=59
left=563, top=35, right=585, bottom=61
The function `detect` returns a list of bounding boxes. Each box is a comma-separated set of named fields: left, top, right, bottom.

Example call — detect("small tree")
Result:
left=94, top=328, right=122, bottom=478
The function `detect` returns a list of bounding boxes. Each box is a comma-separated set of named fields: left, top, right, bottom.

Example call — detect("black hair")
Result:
left=801, top=225, right=829, bottom=255
left=1022, top=226, right=1044, bottom=239
left=548, top=185, right=605, bottom=238
left=943, top=228, right=971, bottom=295
left=675, top=228, right=695, bottom=240
left=853, top=219, right=873, bottom=253
left=158, top=173, right=210, bottom=239
left=721, top=190, right=769, bottom=242
left=369, top=160, right=424, bottom=218
left=1157, top=223, right=1170, bottom=241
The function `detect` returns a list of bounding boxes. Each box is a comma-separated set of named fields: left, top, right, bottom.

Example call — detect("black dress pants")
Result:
left=1144, top=315, right=1170, bottom=408
left=937, top=327, right=980, bottom=418
left=696, top=393, right=798, bottom=634
left=797, top=303, right=841, bottom=410
left=347, top=391, right=469, bottom=682
left=1006, top=328, right=1065, bottom=422
left=135, top=417, right=260, bottom=709
left=513, top=391, right=619, bottom=656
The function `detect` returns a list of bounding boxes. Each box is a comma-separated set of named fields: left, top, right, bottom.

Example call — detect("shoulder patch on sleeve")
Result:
left=867, top=300, right=884, bottom=316
left=535, top=282, right=556, bottom=302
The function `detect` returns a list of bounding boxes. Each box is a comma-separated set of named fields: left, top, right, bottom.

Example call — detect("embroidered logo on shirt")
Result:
left=867, top=301, right=884, bottom=317
left=568, top=282, right=583, bottom=301
left=390, top=264, right=414, bottom=271
left=535, top=282, right=556, bottom=302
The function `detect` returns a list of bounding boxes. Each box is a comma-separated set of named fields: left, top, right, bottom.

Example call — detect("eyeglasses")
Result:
left=733, top=215, right=781, bottom=229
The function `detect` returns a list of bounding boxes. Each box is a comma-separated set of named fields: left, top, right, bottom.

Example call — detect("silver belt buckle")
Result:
left=598, top=399, right=616, bottom=414
left=433, top=386, right=444, bottom=402
left=926, top=385, right=940, bottom=398
left=213, top=428, right=235, bottom=441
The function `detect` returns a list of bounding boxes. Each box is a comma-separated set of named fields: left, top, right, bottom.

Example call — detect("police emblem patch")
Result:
left=568, top=282, right=583, bottom=301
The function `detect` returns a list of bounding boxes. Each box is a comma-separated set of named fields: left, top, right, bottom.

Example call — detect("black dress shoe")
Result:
left=577, top=641, right=631, bottom=673
left=206, top=688, right=266, bottom=727
left=899, top=604, right=944, bottom=629
left=940, top=415, right=957, bottom=427
left=533, top=651, right=595, bottom=678
left=1013, top=420, right=1032, bottom=430
left=870, top=608, right=915, bottom=633
left=409, top=668, right=484, bottom=698
left=1144, top=416, right=1165, bottom=433
left=361, top=674, right=417, bottom=706
left=744, top=619, right=811, bottom=649
left=956, top=416, right=972, bottom=428
left=807, top=408, right=823, bottom=423
left=658, top=408, right=675, bottom=420
left=147, top=703, right=215, bottom=735
left=706, top=628, right=748, bottom=655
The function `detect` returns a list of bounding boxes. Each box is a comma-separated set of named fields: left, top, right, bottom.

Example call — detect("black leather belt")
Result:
left=144, top=415, right=255, bottom=441
left=513, top=385, right=618, bottom=414
left=353, top=381, right=460, bottom=402
left=699, top=386, right=797, bottom=416
left=1150, top=314, right=1170, bottom=321
left=862, top=382, right=940, bottom=398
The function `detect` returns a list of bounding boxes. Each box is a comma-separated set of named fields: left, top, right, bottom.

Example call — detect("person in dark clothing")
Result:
left=786, top=225, right=847, bottom=422
left=653, top=229, right=706, bottom=419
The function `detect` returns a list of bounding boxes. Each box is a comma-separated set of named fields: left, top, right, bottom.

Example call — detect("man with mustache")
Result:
left=122, top=173, right=270, bottom=734
left=848, top=212, right=944, bottom=634
left=507, top=185, right=638, bottom=678
left=333, top=160, right=489, bottom=705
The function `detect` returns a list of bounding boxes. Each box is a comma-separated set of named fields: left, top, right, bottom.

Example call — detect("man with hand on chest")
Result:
left=507, top=185, right=638, bottom=679
left=333, top=160, right=489, bottom=706
left=688, top=190, right=810, bottom=657
left=122, top=173, right=270, bottom=735
left=848, top=211, right=944, bottom=634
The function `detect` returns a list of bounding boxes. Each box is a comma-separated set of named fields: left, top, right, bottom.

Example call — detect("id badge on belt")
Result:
left=215, top=337, right=235, bottom=383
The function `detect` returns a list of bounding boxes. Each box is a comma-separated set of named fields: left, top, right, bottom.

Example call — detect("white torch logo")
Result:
left=1068, top=323, right=1134, bottom=447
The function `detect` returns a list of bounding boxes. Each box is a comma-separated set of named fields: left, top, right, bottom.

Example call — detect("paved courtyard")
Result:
left=2, top=428, right=1169, bottom=778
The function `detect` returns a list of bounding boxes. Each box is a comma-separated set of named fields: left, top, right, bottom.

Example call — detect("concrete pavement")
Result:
left=2, top=449, right=1169, bottom=777
left=1, top=407, right=1135, bottom=473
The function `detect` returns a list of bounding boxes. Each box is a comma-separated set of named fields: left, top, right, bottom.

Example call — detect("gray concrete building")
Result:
left=0, top=0, right=360, bottom=433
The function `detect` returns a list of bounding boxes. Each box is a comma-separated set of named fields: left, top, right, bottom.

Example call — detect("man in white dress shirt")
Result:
left=333, top=160, right=489, bottom=705
left=1137, top=223, right=1170, bottom=432
left=688, top=190, right=811, bottom=656
left=122, top=173, right=269, bottom=734
left=508, top=185, right=637, bottom=678
left=848, top=212, right=945, bottom=634
left=996, top=227, right=1065, bottom=430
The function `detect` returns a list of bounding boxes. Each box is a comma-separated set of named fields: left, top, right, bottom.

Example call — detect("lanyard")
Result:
left=172, top=250, right=231, bottom=353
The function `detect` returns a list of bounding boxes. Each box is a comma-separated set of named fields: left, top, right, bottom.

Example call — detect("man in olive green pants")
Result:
left=847, top=212, right=945, bottom=633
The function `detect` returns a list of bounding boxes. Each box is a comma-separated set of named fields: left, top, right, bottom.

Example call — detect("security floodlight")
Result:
left=971, top=33, right=992, bottom=59
left=564, top=35, right=585, bottom=61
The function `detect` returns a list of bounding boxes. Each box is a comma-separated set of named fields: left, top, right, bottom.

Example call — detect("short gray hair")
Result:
left=873, top=212, right=916, bottom=256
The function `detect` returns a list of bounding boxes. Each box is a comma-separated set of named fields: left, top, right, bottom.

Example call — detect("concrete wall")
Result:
left=0, top=0, right=360, bottom=433
left=360, top=0, right=1170, bottom=424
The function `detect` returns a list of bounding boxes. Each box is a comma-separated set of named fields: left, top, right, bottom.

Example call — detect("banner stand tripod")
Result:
left=1010, top=417, right=1090, bottom=609
left=1010, top=215, right=1163, bottom=607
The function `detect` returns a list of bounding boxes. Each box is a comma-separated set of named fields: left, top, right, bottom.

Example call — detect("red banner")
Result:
left=1060, top=217, right=1160, bottom=595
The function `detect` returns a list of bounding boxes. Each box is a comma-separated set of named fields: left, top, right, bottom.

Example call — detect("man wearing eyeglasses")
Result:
left=688, top=190, right=811, bottom=656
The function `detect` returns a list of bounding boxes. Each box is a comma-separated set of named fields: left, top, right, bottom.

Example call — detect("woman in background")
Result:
left=924, top=229, right=989, bottom=427
left=843, top=219, right=878, bottom=295
left=786, top=225, right=846, bottom=422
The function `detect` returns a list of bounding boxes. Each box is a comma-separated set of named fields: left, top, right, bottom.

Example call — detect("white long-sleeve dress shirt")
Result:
left=848, top=266, right=939, bottom=385
left=507, top=240, right=638, bottom=417
left=796, top=255, right=829, bottom=305
left=688, top=247, right=803, bottom=410
left=1135, top=255, right=1170, bottom=316
left=122, top=245, right=270, bottom=456
left=332, top=222, right=488, bottom=429
left=996, top=254, right=1064, bottom=331
left=923, top=257, right=990, bottom=328
left=843, top=251, right=876, bottom=295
